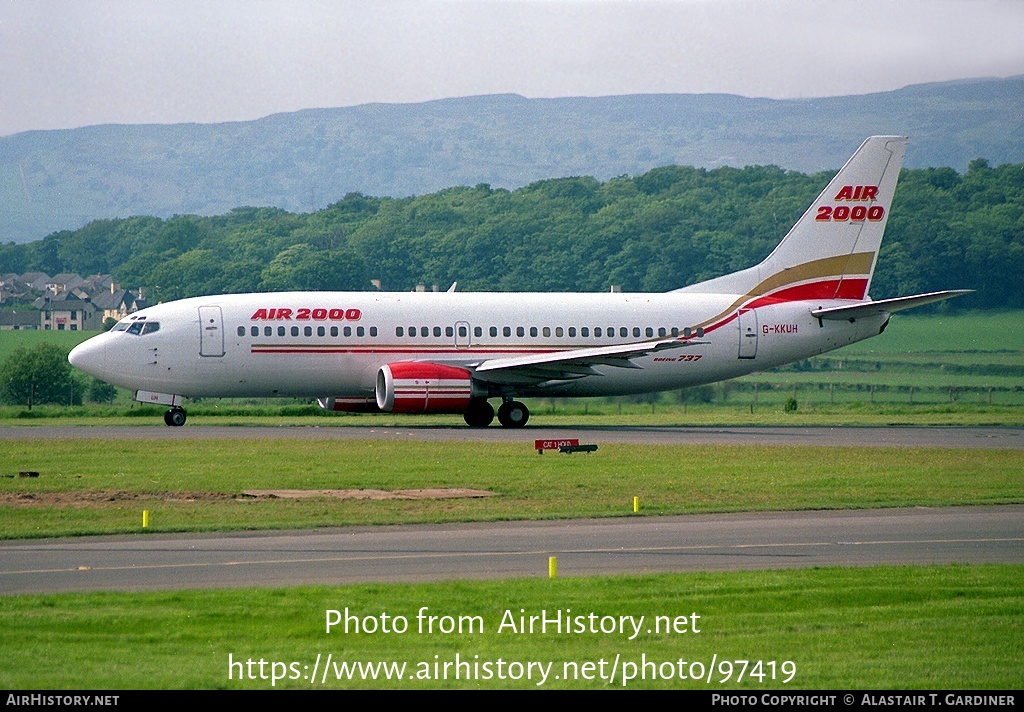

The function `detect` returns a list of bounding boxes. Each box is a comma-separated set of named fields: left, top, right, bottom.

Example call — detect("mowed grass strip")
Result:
left=0, top=565, right=1020, bottom=689
left=1, top=439, right=1021, bottom=538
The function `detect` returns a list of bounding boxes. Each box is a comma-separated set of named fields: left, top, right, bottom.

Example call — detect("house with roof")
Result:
left=20, top=272, right=51, bottom=292
left=34, top=289, right=101, bottom=331
left=0, top=309, right=41, bottom=330
left=90, top=284, right=147, bottom=324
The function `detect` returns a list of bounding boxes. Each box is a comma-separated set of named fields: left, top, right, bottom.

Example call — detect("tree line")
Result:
left=0, top=343, right=115, bottom=408
left=1, top=159, right=1021, bottom=309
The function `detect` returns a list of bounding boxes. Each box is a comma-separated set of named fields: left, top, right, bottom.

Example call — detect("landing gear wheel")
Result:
left=497, top=400, right=529, bottom=428
left=165, top=407, right=187, bottom=427
left=464, top=399, right=495, bottom=428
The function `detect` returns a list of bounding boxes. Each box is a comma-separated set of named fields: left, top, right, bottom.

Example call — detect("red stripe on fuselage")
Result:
left=695, top=278, right=871, bottom=338
left=250, top=347, right=560, bottom=355
left=744, top=278, right=868, bottom=310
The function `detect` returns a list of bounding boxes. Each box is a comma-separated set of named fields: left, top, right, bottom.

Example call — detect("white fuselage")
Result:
left=69, top=290, right=887, bottom=401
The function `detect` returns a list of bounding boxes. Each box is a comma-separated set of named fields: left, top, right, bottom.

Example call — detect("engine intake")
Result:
left=376, top=363, right=476, bottom=414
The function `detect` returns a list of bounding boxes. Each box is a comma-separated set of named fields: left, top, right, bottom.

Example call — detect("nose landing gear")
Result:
left=164, top=407, right=187, bottom=427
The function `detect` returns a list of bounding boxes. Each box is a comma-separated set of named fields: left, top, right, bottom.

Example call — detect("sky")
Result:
left=1, top=0, right=1023, bottom=137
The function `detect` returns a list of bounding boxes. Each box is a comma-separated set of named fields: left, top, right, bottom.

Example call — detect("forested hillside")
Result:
left=1, top=159, right=1021, bottom=309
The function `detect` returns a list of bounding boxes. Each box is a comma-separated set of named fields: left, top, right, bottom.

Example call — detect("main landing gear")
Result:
left=463, top=399, right=494, bottom=428
left=163, top=407, right=187, bottom=427
left=497, top=400, right=529, bottom=428
left=463, top=399, right=530, bottom=428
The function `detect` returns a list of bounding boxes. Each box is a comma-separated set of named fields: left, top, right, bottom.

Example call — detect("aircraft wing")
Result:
left=470, top=338, right=697, bottom=383
left=810, top=290, right=973, bottom=321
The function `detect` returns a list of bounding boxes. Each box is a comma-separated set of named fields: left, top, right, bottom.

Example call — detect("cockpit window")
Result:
left=112, top=321, right=131, bottom=331
left=124, top=321, right=160, bottom=336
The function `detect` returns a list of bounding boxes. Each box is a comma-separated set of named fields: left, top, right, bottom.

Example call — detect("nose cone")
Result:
left=68, top=336, right=110, bottom=380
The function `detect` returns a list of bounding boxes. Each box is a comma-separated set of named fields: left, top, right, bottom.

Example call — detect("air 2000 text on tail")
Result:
left=69, top=136, right=969, bottom=427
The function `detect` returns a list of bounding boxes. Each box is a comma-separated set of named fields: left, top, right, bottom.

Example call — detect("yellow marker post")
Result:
left=548, top=556, right=557, bottom=579
left=633, top=496, right=639, bottom=513
left=142, top=510, right=150, bottom=528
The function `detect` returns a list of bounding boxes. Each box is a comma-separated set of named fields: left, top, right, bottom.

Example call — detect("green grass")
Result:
left=1, top=565, right=1020, bottom=689
left=0, top=328, right=96, bottom=363
left=848, top=311, right=1024, bottom=354
left=730, top=310, right=1024, bottom=409
left=2, top=440, right=1021, bottom=539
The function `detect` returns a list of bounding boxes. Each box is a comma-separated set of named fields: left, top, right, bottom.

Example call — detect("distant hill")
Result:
left=2, top=76, right=1022, bottom=243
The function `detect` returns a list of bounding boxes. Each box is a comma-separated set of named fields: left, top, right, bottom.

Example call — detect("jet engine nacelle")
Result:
left=317, top=397, right=381, bottom=413
left=375, top=362, right=477, bottom=414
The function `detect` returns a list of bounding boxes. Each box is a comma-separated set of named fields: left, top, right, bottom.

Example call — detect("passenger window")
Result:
left=291, top=326, right=299, bottom=337
left=409, top=326, right=417, bottom=337
left=459, top=325, right=467, bottom=337
left=446, top=326, right=454, bottom=337
left=503, top=326, right=511, bottom=337
left=568, top=327, right=576, bottom=337
left=516, top=326, right=525, bottom=337
left=658, top=327, right=666, bottom=337
left=278, top=326, right=286, bottom=336
left=594, top=327, right=602, bottom=337
left=530, top=327, right=538, bottom=337
left=237, top=326, right=245, bottom=336
left=250, top=326, right=259, bottom=337
left=264, top=326, right=272, bottom=337
left=542, top=327, right=551, bottom=337
left=555, top=327, right=563, bottom=337
left=671, top=327, right=679, bottom=337
left=331, top=326, right=338, bottom=337
left=490, top=326, right=498, bottom=337
left=368, top=327, right=375, bottom=337
left=620, top=327, right=628, bottom=338
left=474, top=326, right=482, bottom=337
left=396, top=327, right=404, bottom=337
left=304, top=326, right=312, bottom=336
left=317, top=326, right=325, bottom=337
left=645, top=327, right=654, bottom=337
left=434, top=326, right=442, bottom=337
left=344, top=326, right=351, bottom=337
left=581, top=327, right=590, bottom=337
left=633, top=327, right=641, bottom=338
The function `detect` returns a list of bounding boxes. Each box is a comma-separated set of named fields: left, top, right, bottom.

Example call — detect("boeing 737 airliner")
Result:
left=69, top=136, right=968, bottom=427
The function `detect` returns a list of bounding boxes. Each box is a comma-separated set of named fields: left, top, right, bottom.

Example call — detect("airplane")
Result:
left=69, top=136, right=969, bottom=428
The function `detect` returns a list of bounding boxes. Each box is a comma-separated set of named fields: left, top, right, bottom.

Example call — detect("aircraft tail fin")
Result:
left=676, top=135, right=907, bottom=302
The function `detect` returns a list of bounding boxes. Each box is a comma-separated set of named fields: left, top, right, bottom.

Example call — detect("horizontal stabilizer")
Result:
left=810, top=290, right=973, bottom=321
